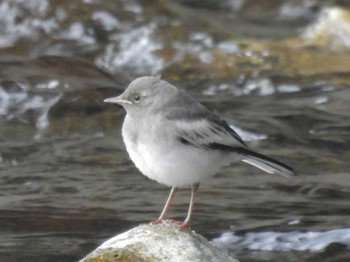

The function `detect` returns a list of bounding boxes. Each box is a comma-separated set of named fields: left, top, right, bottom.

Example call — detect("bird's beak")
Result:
left=104, top=95, right=131, bottom=105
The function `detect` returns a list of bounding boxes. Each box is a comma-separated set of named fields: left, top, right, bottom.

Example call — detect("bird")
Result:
left=104, top=76, right=294, bottom=228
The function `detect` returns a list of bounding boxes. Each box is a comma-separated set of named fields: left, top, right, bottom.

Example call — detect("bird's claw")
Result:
left=150, top=219, right=190, bottom=229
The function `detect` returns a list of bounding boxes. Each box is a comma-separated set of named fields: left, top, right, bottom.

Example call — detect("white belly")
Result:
left=122, top=116, right=233, bottom=187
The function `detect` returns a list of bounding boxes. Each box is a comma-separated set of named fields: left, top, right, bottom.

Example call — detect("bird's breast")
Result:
left=121, top=115, right=232, bottom=187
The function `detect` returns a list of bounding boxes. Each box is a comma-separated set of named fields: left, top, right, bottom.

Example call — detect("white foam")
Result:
left=0, top=84, right=61, bottom=137
left=96, top=23, right=164, bottom=74
left=212, top=228, right=350, bottom=252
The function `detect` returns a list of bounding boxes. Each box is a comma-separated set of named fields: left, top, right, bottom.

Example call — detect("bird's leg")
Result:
left=152, top=186, right=177, bottom=224
left=180, top=183, right=200, bottom=228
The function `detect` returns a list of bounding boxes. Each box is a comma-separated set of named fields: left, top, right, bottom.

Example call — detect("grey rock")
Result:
left=80, top=221, right=238, bottom=262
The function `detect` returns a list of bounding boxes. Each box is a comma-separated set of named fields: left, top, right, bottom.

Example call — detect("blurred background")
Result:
left=1, top=0, right=350, bottom=261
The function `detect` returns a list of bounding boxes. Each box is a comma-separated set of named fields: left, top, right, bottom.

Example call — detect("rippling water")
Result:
left=1, top=1, right=350, bottom=262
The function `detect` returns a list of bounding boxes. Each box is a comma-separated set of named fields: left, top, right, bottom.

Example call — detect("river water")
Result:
left=1, top=1, right=350, bottom=261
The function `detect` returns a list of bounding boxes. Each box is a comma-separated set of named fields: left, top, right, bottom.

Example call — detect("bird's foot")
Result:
left=167, top=219, right=190, bottom=229
left=150, top=219, right=190, bottom=229
left=150, top=219, right=163, bottom=225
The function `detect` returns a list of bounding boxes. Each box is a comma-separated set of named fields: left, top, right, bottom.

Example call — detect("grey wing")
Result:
left=172, top=118, right=295, bottom=177
left=172, top=117, right=247, bottom=149
left=163, top=91, right=294, bottom=177
left=164, top=90, right=247, bottom=149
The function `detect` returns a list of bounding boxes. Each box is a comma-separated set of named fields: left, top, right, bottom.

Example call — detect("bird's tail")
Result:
left=240, top=148, right=294, bottom=177
left=207, top=143, right=295, bottom=177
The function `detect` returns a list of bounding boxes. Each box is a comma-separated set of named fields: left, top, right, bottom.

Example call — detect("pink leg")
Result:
left=153, top=187, right=177, bottom=223
left=181, top=183, right=200, bottom=228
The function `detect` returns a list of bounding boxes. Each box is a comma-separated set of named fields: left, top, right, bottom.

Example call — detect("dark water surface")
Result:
left=1, top=1, right=350, bottom=262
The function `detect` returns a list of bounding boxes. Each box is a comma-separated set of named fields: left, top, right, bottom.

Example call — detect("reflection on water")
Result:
left=1, top=1, right=350, bottom=262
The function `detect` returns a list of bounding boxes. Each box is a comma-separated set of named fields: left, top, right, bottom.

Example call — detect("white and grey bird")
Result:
left=104, top=76, right=294, bottom=227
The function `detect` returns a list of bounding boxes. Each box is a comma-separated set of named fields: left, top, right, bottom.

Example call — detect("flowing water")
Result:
left=1, top=1, right=350, bottom=261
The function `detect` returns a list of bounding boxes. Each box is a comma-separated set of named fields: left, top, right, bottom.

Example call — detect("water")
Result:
left=1, top=1, right=350, bottom=261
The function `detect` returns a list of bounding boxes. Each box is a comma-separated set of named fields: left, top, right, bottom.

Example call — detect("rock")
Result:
left=80, top=221, right=238, bottom=262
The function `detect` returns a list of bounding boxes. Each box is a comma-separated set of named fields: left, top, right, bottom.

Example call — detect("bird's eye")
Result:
left=132, top=94, right=141, bottom=103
